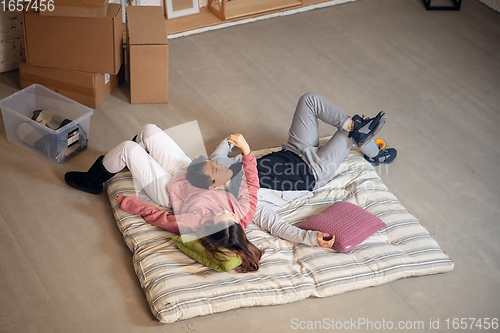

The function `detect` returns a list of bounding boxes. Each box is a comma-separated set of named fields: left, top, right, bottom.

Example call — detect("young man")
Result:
left=256, top=92, right=395, bottom=192
left=209, top=93, right=397, bottom=247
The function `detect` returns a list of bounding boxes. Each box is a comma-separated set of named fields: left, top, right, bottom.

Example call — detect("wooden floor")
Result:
left=164, top=0, right=339, bottom=35
left=2, top=1, right=500, bottom=332
left=0, top=0, right=500, bottom=333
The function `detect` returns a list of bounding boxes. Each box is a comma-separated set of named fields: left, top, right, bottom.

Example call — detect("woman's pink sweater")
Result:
left=116, top=153, right=259, bottom=234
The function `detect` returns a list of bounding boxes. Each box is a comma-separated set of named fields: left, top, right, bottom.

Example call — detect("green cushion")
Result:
left=171, top=235, right=242, bottom=272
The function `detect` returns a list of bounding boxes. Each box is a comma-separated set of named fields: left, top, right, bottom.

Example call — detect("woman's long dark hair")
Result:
left=196, top=220, right=262, bottom=273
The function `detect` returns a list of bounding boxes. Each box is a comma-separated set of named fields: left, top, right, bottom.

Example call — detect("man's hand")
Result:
left=317, top=232, right=335, bottom=248
left=227, top=133, right=251, bottom=155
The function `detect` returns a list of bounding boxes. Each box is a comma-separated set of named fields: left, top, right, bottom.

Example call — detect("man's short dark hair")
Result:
left=186, top=156, right=213, bottom=189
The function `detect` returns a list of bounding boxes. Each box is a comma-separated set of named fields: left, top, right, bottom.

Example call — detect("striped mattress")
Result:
left=106, top=143, right=454, bottom=323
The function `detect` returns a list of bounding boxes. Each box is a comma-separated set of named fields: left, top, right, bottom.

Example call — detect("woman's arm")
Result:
left=235, top=153, right=260, bottom=229
left=226, top=134, right=259, bottom=230
left=116, top=195, right=180, bottom=233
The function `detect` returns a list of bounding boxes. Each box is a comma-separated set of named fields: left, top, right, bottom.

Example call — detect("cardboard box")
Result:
left=19, top=56, right=123, bottom=108
left=23, top=3, right=122, bottom=74
left=40, top=0, right=109, bottom=18
left=127, top=6, right=168, bottom=104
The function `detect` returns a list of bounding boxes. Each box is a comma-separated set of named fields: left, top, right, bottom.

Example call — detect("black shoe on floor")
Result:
left=65, top=155, right=116, bottom=194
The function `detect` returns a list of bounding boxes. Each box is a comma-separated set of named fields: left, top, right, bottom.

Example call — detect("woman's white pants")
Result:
left=102, top=124, right=191, bottom=207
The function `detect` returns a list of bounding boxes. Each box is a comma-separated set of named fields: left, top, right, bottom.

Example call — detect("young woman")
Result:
left=65, top=125, right=262, bottom=272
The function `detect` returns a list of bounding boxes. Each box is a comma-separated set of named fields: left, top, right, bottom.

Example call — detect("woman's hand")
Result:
left=317, top=232, right=335, bottom=248
left=227, top=133, right=251, bottom=155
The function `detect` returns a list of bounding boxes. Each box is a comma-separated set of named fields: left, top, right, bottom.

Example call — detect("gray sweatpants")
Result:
left=282, top=93, right=379, bottom=189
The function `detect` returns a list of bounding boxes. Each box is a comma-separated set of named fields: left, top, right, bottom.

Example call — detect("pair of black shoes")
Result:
left=348, top=112, right=397, bottom=166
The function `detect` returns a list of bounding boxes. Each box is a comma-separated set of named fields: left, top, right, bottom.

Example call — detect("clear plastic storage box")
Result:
left=0, top=84, right=93, bottom=165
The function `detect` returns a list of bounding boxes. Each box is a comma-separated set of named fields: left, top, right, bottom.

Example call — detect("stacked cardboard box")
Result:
left=127, top=6, right=169, bottom=104
left=21, top=2, right=123, bottom=108
left=19, top=55, right=122, bottom=109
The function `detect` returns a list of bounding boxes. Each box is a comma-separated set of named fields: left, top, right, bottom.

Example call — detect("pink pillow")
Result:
left=298, top=201, right=386, bottom=252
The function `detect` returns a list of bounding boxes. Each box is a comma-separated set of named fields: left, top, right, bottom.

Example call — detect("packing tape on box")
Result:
left=20, top=73, right=95, bottom=97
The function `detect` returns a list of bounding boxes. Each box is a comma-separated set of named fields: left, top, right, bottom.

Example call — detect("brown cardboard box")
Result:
left=23, top=3, right=122, bottom=74
left=19, top=56, right=123, bottom=108
left=40, top=0, right=109, bottom=18
left=127, top=6, right=168, bottom=104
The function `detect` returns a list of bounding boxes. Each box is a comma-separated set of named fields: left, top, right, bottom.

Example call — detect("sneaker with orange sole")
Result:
left=364, top=139, right=397, bottom=166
